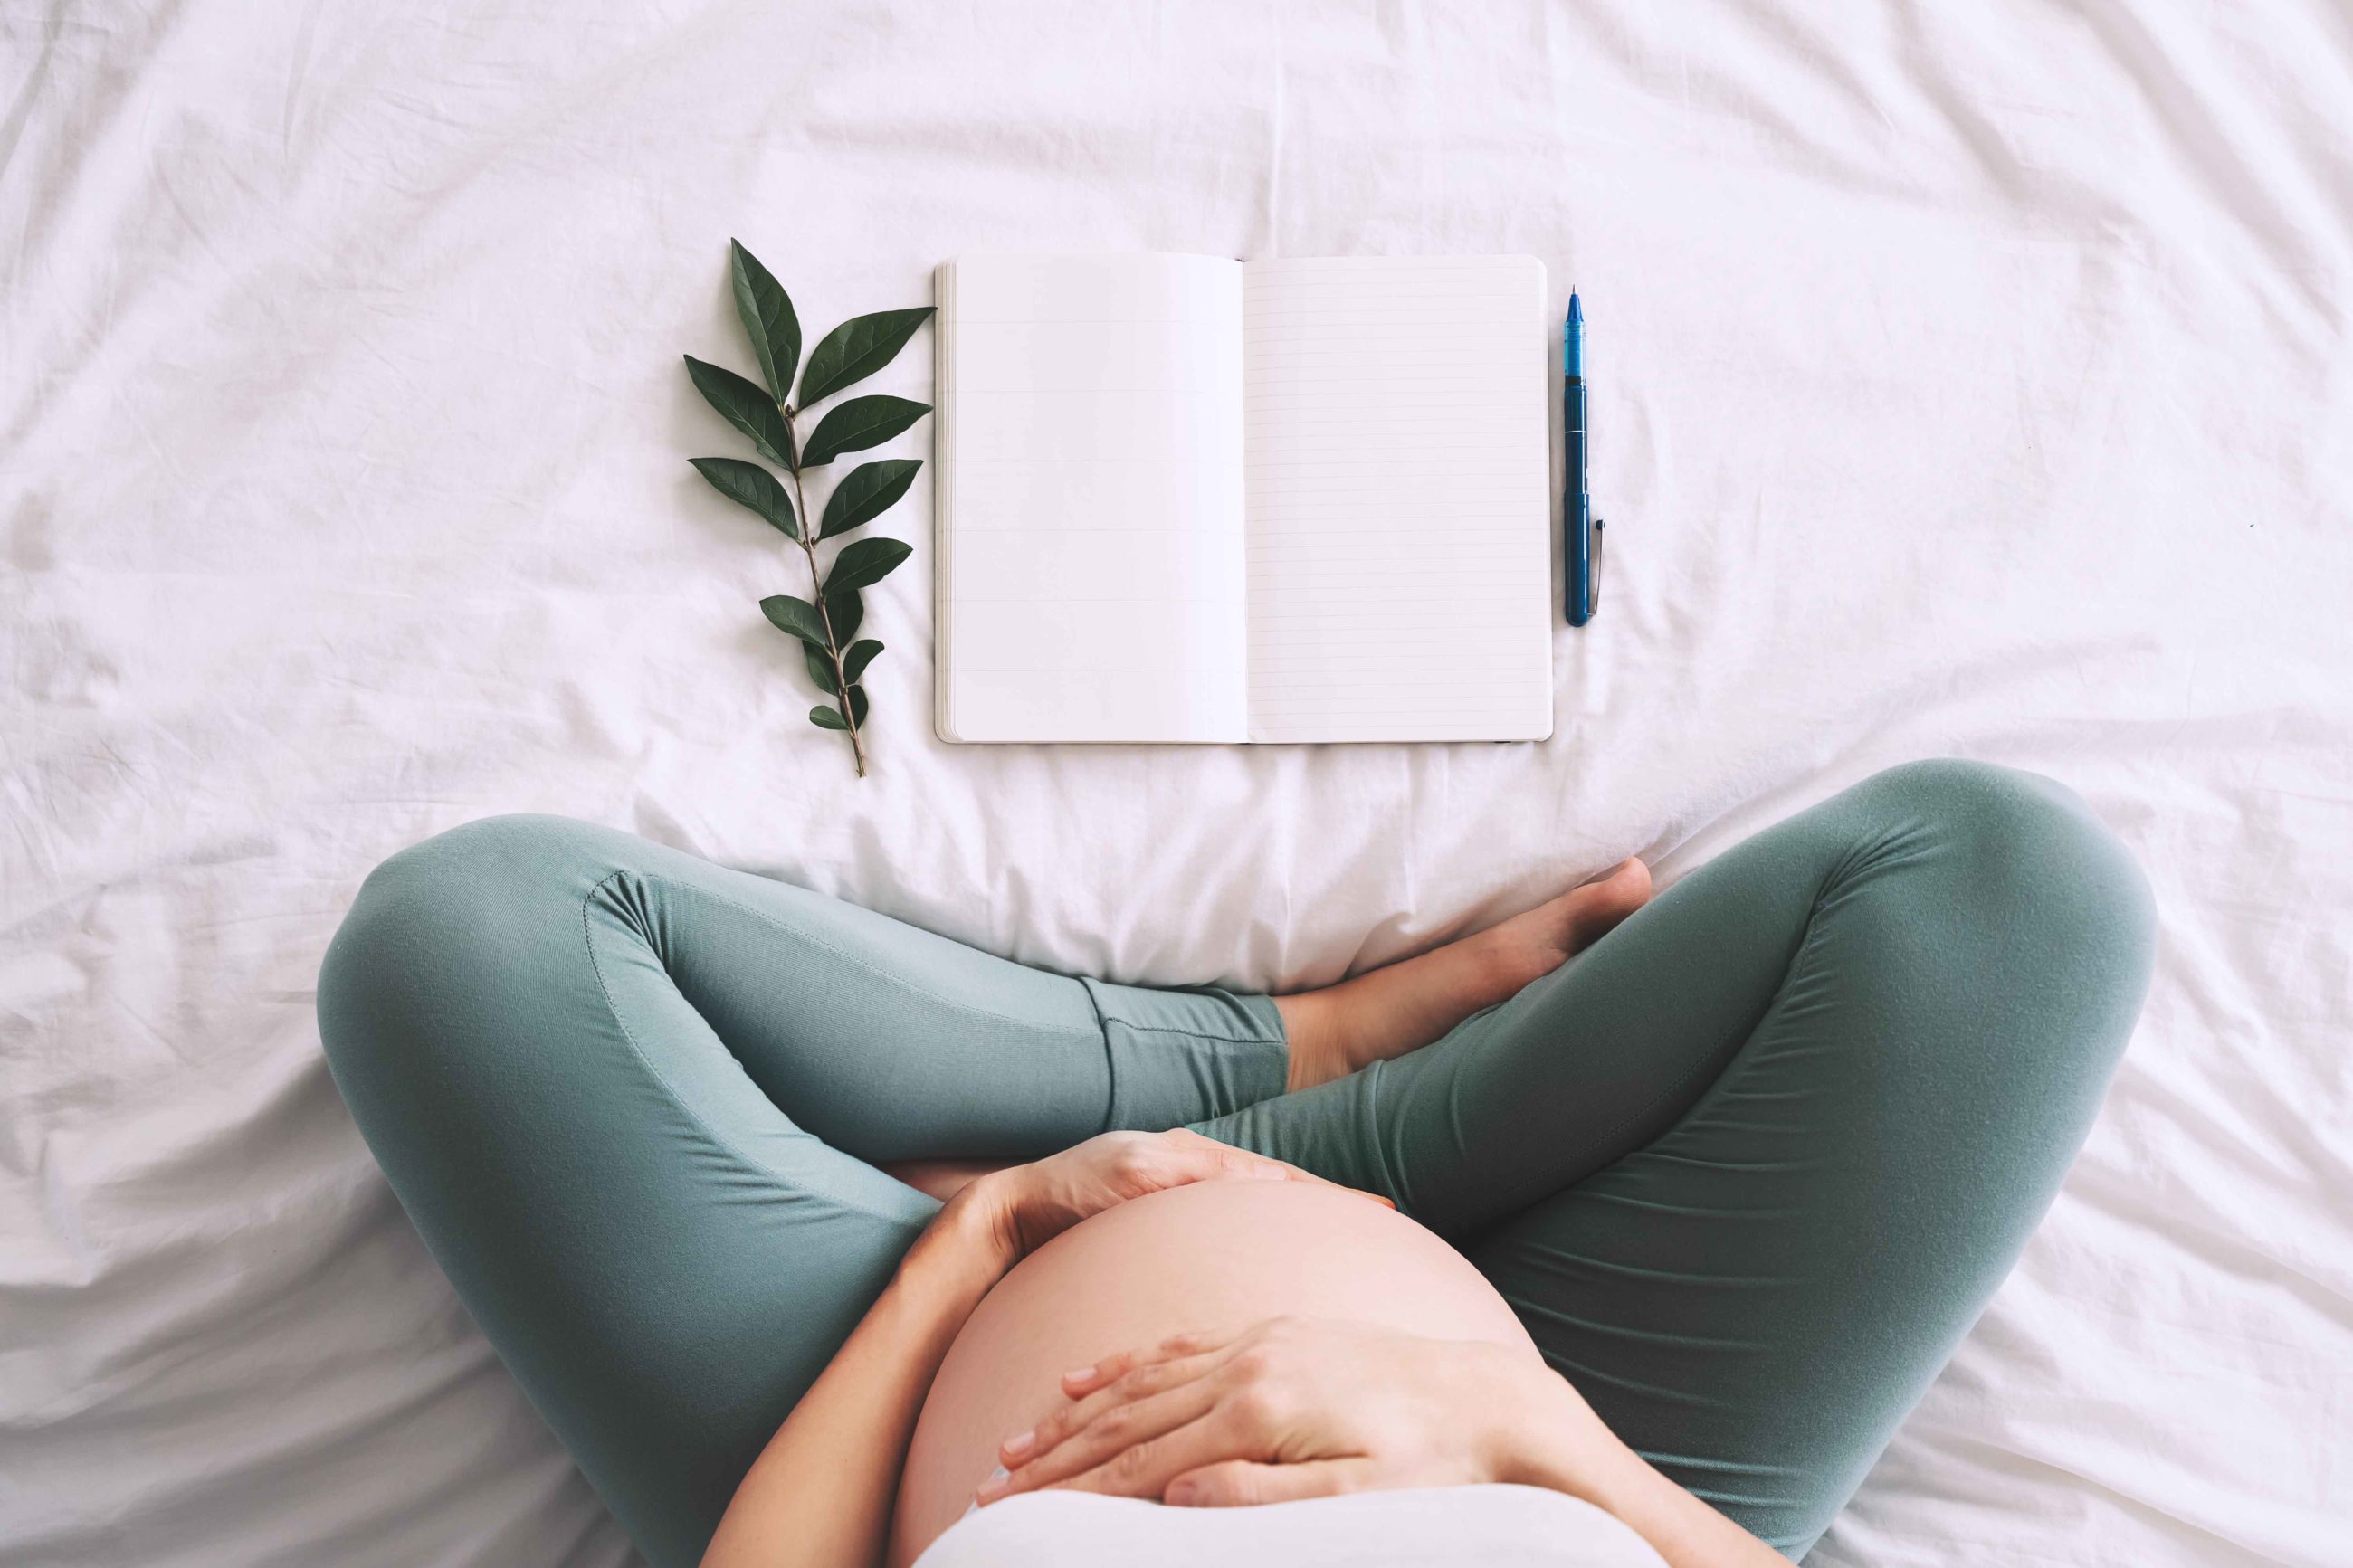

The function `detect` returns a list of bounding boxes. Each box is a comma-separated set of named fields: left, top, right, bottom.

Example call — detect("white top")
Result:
left=912, top=1484, right=1669, bottom=1567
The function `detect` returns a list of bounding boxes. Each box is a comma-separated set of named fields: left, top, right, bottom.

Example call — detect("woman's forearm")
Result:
left=1499, top=1369, right=1789, bottom=1567
left=1565, top=1449, right=1790, bottom=1567
left=700, top=1193, right=1013, bottom=1568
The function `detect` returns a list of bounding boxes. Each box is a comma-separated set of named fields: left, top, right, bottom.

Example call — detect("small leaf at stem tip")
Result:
left=824, top=586, right=864, bottom=641
left=846, top=685, right=870, bottom=727
left=759, top=594, right=831, bottom=648
left=809, top=704, right=850, bottom=731
left=799, top=395, right=929, bottom=468
left=841, top=638, right=883, bottom=685
left=804, top=642, right=840, bottom=695
left=690, top=457, right=796, bottom=537
left=685, top=356, right=794, bottom=468
left=798, top=308, right=937, bottom=408
left=729, top=241, right=801, bottom=404
left=820, top=458, right=922, bottom=538
left=825, top=536, right=912, bottom=597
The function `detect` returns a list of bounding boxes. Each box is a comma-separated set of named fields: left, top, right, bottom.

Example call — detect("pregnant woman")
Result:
left=317, top=760, right=2153, bottom=1567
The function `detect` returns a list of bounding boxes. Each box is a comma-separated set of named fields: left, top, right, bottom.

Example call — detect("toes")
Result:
left=1604, top=856, right=1652, bottom=908
left=1567, top=858, right=1651, bottom=944
left=1586, top=854, right=1648, bottom=893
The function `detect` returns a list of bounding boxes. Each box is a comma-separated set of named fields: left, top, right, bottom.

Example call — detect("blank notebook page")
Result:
left=940, top=254, right=1247, bottom=742
left=1242, top=256, right=1553, bottom=742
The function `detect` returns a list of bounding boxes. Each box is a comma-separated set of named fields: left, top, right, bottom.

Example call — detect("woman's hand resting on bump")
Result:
left=700, top=1138, right=1345, bottom=1568
left=976, top=1316, right=1609, bottom=1506
left=973, top=1316, right=1787, bottom=1568
left=943, top=1130, right=1345, bottom=1270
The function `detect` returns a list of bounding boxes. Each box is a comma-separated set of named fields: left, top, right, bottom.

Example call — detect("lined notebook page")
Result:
left=938, top=254, right=1248, bottom=742
left=1242, top=257, right=1553, bottom=742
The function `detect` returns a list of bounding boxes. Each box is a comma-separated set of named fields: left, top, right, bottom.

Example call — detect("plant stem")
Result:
left=783, top=409, right=866, bottom=778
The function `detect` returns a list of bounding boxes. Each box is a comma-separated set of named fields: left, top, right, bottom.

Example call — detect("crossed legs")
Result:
left=318, top=760, right=2150, bottom=1564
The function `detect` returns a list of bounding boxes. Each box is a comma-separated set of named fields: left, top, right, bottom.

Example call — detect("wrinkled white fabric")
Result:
left=919, top=1486, right=1667, bottom=1568
left=3, top=4, right=2347, bottom=1565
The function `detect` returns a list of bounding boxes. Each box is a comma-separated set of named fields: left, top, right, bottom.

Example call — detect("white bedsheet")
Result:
left=4, top=3, right=2348, bottom=1563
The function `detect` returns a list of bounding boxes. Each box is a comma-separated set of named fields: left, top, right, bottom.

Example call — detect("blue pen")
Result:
left=1565, top=291, right=1603, bottom=626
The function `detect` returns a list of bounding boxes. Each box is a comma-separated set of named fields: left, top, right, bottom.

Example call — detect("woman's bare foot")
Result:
left=1277, top=858, right=1652, bottom=1094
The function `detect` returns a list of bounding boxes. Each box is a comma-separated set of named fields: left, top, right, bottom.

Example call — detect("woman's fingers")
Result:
left=1158, top=1134, right=1295, bottom=1189
left=1157, top=1129, right=1343, bottom=1192
left=980, top=1380, right=1222, bottom=1502
left=1097, top=1133, right=1288, bottom=1208
left=1028, top=1403, right=1267, bottom=1504
left=1150, top=1130, right=1391, bottom=1208
left=1058, top=1327, right=1243, bottom=1401
left=991, top=1129, right=1375, bottom=1265
left=1166, top=1459, right=1370, bottom=1508
left=1006, top=1346, right=1234, bottom=1469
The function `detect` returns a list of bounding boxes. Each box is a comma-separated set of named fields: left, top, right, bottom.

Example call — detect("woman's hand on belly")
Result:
left=974, top=1316, right=1789, bottom=1568
left=703, top=1134, right=1327, bottom=1568
left=974, top=1316, right=1610, bottom=1507
left=962, top=1128, right=1345, bottom=1260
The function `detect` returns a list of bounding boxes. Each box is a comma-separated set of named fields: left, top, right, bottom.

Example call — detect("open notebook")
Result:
left=933, top=253, right=1554, bottom=743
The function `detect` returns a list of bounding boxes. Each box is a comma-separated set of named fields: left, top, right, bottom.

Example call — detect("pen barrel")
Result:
left=1564, top=379, right=1587, bottom=489
left=1565, top=378, right=1592, bottom=625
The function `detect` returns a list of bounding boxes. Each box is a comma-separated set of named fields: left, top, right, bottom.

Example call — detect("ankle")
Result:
left=1274, top=991, right=1335, bottom=1094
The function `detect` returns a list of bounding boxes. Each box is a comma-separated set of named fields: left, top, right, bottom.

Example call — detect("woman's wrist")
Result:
left=1486, top=1359, right=1782, bottom=1567
left=913, top=1171, right=1023, bottom=1285
left=1481, top=1352, right=1649, bottom=1508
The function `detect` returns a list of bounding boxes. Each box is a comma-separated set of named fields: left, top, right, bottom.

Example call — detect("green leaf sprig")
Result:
left=684, top=240, right=934, bottom=778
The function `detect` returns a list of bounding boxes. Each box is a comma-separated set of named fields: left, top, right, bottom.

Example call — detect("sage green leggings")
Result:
left=317, top=760, right=2152, bottom=1564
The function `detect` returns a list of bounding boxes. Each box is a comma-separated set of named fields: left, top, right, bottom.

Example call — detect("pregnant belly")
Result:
left=886, top=1179, right=1536, bottom=1566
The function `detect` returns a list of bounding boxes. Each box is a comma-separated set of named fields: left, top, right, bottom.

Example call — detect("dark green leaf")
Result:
left=841, top=638, right=883, bottom=685
left=825, top=536, right=912, bottom=597
left=809, top=704, right=850, bottom=731
left=804, top=642, right=840, bottom=695
left=759, top=594, right=830, bottom=649
left=800, top=395, right=929, bottom=467
left=798, top=307, right=936, bottom=408
left=685, top=356, right=794, bottom=468
left=729, top=241, right=800, bottom=404
left=820, top=459, right=921, bottom=538
left=846, top=685, right=870, bottom=727
left=689, top=457, right=796, bottom=537
left=824, top=587, right=864, bottom=641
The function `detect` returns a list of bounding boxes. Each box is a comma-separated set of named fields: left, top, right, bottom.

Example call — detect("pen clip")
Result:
left=1590, top=518, right=1605, bottom=617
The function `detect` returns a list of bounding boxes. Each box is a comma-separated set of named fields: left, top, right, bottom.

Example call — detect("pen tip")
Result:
left=1567, top=291, right=1583, bottom=324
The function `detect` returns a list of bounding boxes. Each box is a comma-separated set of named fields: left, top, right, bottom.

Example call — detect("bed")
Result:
left=4, top=3, right=2346, bottom=1563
